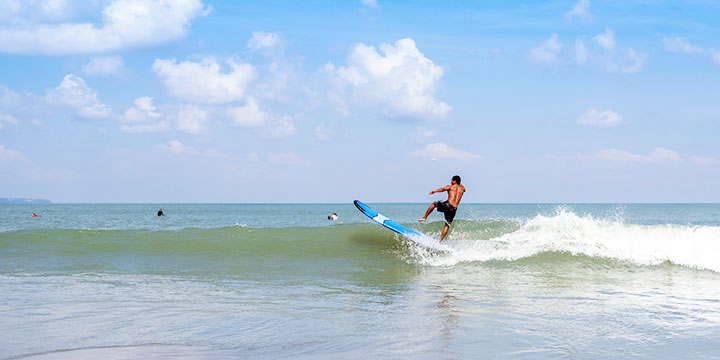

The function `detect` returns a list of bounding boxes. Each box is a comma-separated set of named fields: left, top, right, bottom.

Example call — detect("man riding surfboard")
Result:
left=418, top=175, right=466, bottom=242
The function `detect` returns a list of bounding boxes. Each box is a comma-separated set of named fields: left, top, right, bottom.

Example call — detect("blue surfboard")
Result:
left=354, top=200, right=424, bottom=239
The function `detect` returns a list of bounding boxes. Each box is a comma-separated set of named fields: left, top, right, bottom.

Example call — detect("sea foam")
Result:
left=408, top=209, right=720, bottom=272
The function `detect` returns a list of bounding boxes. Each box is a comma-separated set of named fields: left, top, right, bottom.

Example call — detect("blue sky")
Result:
left=1, top=0, right=719, bottom=203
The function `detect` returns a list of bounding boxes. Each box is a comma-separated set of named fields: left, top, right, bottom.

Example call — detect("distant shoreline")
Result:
left=0, top=198, right=52, bottom=204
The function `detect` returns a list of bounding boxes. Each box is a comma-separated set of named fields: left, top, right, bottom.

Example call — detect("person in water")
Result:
left=418, top=175, right=466, bottom=242
left=328, top=212, right=339, bottom=221
left=32, top=213, right=41, bottom=217
left=157, top=209, right=164, bottom=217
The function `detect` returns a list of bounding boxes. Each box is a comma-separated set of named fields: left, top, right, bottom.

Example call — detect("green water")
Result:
left=2, top=204, right=720, bottom=359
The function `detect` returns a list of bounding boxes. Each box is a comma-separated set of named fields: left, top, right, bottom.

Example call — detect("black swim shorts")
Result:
left=435, top=200, right=457, bottom=224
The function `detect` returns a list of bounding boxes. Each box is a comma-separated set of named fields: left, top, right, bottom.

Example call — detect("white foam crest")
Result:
left=409, top=233, right=453, bottom=251
left=396, top=232, right=456, bottom=264
left=409, top=209, right=720, bottom=272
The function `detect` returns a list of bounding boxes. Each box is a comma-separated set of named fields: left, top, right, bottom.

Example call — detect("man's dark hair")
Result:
left=452, top=175, right=461, bottom=184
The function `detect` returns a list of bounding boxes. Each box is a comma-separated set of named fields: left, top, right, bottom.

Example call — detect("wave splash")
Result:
left=407, top=209, right=720, bottom=272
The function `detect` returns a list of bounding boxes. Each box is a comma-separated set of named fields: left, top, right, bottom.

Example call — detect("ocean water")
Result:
left=2, top=203, right=720, bottom=359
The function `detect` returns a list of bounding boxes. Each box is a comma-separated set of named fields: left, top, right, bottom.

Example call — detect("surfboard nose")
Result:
left=354, top=200, right=376, bottom=217
left=353, top=200, right=364, bottom=213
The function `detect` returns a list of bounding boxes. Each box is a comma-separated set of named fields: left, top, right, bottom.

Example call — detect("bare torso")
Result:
left=421, top=182, right=467, bottom=240
left=446, top=183, right=466, bottom=208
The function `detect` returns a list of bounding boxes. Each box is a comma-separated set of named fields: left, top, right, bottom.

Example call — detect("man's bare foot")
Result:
left=418, top=217, right=427, bottom=222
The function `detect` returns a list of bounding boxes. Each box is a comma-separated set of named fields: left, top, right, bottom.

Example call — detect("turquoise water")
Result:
left=2, top=203, right=720, bottom=359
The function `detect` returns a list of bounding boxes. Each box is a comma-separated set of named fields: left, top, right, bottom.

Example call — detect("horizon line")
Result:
left=6, top=202, right=720, bottom=205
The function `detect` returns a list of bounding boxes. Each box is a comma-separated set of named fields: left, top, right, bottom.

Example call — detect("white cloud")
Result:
left=46, top=74, right=111, bottom=119
left=226, top=97, right=267, bottom=128
left=267, top=151, right=309, bottom=165
left=36, top=0, right=75, bottom=19
left=245, top=33, right=307, bottom=104
left=0, top=114, right=18, bottom=130
left=328, top=38, right=451, bottom=119
left=120, top=121, right=168, bottom=133
left=119, top=96, right=169, bottom=133
left=0, top=144, right=78, bottom=181
left=565, top=0, right=592, bottom=22
left=576, top=147, right=683, bottom=164
left=156, top=140, right=228, bottom=158
left=605, top=48, right=644, bottom=74
left=1, top=85, right=47, bottom=124
left=152, top=57, right=256, bottom=104
left=690, top=156, right=720, bottom=166
left=78, top=105, right=110, bottom=119
left=575, top=39, right=587, bottom=65
left=0, top=1, right=22, bottom=20
left=172, top=104, right=209, bottom=134
left=0, top=0, right=210, bottom=54
left=247, top=31, right=281, bottom=52
left=157, top=140, right=199, bottom=155
left=661, top=36, right=720, bottom=66
left=591, top=29, right=644, bottom=74
left=361, top=0, right=378, bottom=7
left=0, top=144, right=27, bottom=163
left=413, top=126, right=436, bottom=141
left=254, top=61, right=302, bottom=102
left=577, top=108, right=623, bottom=128
left=530, top=29, right=643, bottom=73
left=411, top=142, right=482, bottom=161
left=264, top=115, right=295, bottom=138
left=315, top=122, right=332, bottom=140
left=0, top=144, right=45, bottom=179
left=134, top=96, right=159, bottom=115
left=593, top=28, right=615, bottom=51
left=662, top=37, right=703, bottom=54
left=0, top=0, right=92, bottom=23
left=1, top=85, right=21, bottom=107
left=529, top=33, right=562, bottom=64
left=82, top=56, right=125, bottom=76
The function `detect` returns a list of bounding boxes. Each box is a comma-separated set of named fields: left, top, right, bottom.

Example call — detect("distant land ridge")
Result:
left=0, top=198, right=52, bottom=204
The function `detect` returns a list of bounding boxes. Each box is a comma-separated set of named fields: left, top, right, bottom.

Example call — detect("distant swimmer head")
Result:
left=452, top=175, right=461, bottom=184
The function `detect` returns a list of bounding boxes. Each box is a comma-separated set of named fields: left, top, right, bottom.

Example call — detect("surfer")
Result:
left=32, top=213, right=41, bottom=217
left=157, top=209, right=164, bottom=217
left=328, top=213, right=339, bottom=221
left=418, top=175, right=466, bottom=242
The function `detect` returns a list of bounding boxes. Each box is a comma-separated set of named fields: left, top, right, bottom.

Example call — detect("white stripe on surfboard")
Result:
left=372, top=214, right=390, bottom=224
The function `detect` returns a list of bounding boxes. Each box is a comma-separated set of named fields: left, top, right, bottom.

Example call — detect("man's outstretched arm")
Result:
left=429, top=185, right=451, bottom=195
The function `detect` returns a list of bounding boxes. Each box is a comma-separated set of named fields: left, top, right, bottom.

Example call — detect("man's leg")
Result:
left=418, top=202, right=436, bottom=222
left=439, top=223, right=450, bottom=242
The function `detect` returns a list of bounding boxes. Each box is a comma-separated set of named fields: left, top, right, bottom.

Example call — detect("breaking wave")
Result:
left=408, top=209, right=720, bottom=272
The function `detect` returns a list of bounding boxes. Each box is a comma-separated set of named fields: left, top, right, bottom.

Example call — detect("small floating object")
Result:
left=32, top=213, right=41, bottom=217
